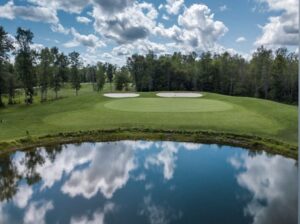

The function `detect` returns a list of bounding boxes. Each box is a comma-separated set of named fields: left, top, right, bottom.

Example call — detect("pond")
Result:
left=0, top=141, right=297, bottom=224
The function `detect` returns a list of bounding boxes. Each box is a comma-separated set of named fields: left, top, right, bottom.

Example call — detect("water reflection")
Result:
left=229, top=152, right=298, bottom=224
left=0, top=141, right=297, bottom=224
left=70, top=203, right=114, bottom=224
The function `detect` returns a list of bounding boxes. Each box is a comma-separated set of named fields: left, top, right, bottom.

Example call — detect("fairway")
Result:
left=103, top=98, right=233, bottom=112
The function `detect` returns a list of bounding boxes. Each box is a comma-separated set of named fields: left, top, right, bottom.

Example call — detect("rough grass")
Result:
left=0, top=83, right=297, bottom=154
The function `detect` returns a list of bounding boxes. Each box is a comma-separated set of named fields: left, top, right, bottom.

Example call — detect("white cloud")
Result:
left=13, top=184, right=33, bottom=209
left=92, top=2, right=158, bottom=44
left=76, top=16, right=92, bottom=24
left=145, top=141, right=202, bottom=180
left=255, top=0, right=298, bottom=46
left=219, top=5, right=227, bottom=12
left=61, top=142, right=137, bottom=199
left=70, top=203, right=114, bottom=224
left=145, top=142, right=178, bottom=180
left=140, top=195, right=182, bottom=224
left=236, top=36, right=247, bottom=43
left=63, top=28, right=105, bottom=51
left=24, top=200, right=54, bottom=224
left=155, top=4, right=228, bottom=53
left=28, top=0, right=89, bottom=14
left=181, top=142, right=202, bottom=150
left=92, top=0, right=134, bottom=14
left=229, top=152, right=297, bottom=224
left=112, top=39, right=166, bottom=57
left=165, top=0, right=184, bottom=15
left=51, top=23, right=70, bottom=35
left=0, top=0, right=58, bottom=24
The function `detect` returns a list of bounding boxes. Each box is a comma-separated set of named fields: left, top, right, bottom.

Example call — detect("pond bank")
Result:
left=0, top=128, right=297, bottom=159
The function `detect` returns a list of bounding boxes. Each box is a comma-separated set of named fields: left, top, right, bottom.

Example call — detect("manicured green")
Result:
left=104, top=98, right=233, bottom=112
left=0, top=84, right=297, bottom=150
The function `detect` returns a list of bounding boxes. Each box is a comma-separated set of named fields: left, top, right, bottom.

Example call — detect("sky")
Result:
left=0, top=0, right=298, bottom=65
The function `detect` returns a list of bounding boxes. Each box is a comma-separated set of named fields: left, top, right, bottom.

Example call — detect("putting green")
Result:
left=103, top=98, right=233, bottom=112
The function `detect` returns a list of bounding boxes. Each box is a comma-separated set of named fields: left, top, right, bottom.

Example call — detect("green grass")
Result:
left=0, top=83, right=297, bottom=154
left=104, top=98, right=233, bottom=112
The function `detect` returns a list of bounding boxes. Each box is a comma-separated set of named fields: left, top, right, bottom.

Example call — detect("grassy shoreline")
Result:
left=0, top=128, right=297, bottom=159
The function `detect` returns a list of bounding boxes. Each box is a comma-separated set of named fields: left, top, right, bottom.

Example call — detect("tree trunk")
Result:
left=45, top=89, right=47, bottom=101
left=8, top=95, right=13, bottom=105
left=40, top=89, right=44, bottom=102
left=0, top=94, right=4, bottom=107
left=55, top=90, right=58, bottom=99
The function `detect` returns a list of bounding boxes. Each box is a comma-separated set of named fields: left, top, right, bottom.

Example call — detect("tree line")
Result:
left=0, top=26, right=116, bottom=106
left=127, top=49, right=298, bottom=103
left=0, top=26, right=298, bottom=107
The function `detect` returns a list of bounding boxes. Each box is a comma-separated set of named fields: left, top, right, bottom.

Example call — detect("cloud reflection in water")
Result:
left=229, top=152, right=298, bottom=224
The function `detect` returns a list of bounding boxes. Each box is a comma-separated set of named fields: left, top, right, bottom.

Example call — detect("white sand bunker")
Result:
left=104, top=93, right=140, bottom=98
left=156, top=92, right=203, bottom=98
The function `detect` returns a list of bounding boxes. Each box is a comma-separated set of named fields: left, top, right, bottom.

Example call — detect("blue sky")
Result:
left=0, top=0, right=298, bottom=65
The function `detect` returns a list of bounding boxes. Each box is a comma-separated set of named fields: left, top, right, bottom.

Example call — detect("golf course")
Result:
left=0, top=84, right=297, bottom=158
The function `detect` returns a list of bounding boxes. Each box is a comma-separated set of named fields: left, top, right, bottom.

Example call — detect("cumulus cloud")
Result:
left=76, top=16, right=92, bottom=24
left=255, top=0, right=299, bottom=46
left=13, top=184, right=33, bottom=209
left=50, top=23, right=70, bottom=35
left=155, top=4, right=228, bottom=52
left=70, top=203, right=114, bottom=224
left=112, top=39, right=166, bottom=57
left=24, top=200, right=54, bottom=224
left=145, top=142, right=178, bottom=180
left=28, top=0, right=89, bottom=14
left=0, top=0, right=58, bottom=24
left=236, top=36, right=247, bottom=43
left=229, top=152, right=297, bottom=224
left=92, top=0, right=134, bottom=13
left=140, top=195, right=183, bottom=224
left=63, top=28, right=105, bottom=51
left=145, top=141, right=202, bottom=180
left=92, top=2, right=158, bottom=43
left=61, top=142, right=137, bottom=199
left=164, top=0, right=184, bottom=15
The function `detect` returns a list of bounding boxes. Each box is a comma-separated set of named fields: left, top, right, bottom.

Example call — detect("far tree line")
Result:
left=0, top=26, right=298, bottom=107
left=127, top=48, right=298, bottom=103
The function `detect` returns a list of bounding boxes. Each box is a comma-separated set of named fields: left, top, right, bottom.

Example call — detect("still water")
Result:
left=0, top=141, right=297, bottom=224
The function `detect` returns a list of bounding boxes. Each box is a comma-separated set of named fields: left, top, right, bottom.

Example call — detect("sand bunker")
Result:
left=156, top=92, right=203, bottom=98
left=104, top=93, right=140, bottom=98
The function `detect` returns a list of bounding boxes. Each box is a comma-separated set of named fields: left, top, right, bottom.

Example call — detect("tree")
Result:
left=15, top=27, right=36, bottom=104
left=105, top=63, right=115, bottom=91
left=50, top=47, right=62, bottom=99
left=7, top=63, right=16, bottom=105
left=250, top=46, right=273, bottom=99
left=38, top=47, right=52, bottom=102
left=69, top=51, right=81, bottom=96
left=57, top=52, right=69, bottom=84
left=115, top=67, right=130, bottom=91
left=96, top=62, right=106, bottom=92
left=271, top=48, right=287, bottom=101
left=86, top=65, right=97, bottom=90
left=0, top=26, right=14, bottom=107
